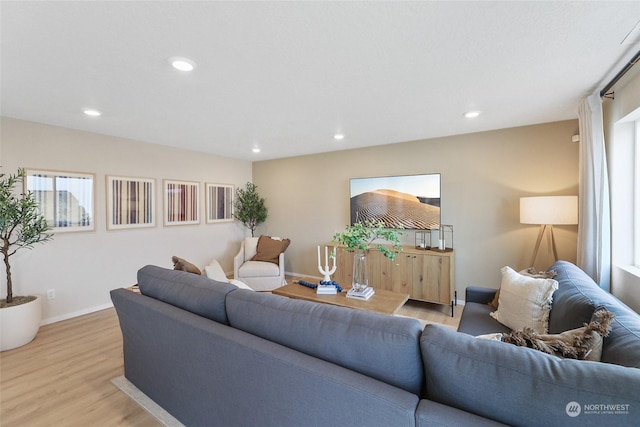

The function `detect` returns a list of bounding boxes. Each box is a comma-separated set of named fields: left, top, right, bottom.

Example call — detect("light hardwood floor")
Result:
left=0, top=283, right=461, bottom=427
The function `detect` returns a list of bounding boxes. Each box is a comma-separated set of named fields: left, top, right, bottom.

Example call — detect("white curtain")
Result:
left=577, top=94, right=611, bottom=291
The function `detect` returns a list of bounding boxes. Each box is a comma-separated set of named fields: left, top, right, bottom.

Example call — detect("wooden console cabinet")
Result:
left=332, top=245, right=456, bottom=315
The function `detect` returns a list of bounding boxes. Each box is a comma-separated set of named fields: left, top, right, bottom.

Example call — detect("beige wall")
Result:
left=253, top=120, right=580, bottom=297
left=1, top=117, right=252, bottom=324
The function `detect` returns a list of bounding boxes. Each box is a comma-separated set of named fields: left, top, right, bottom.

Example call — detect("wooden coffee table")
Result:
left=272, top=282, right=409, bottom=316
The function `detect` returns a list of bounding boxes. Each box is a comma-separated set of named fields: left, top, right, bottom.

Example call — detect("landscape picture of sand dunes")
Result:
left=351, top=189, right=440, bottom=229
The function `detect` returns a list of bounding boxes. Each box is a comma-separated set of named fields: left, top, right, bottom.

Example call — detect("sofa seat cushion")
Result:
left=137, top=265, right=237, bottom=325
left=420, top=324, right=640, bottom=426
left=225, top=289, right=424, bottom=396
left=237, top=260, right=280, bottom=278
left=416, top=400, right=510, bottom=427
left=457, top=302, right=512, bottom=336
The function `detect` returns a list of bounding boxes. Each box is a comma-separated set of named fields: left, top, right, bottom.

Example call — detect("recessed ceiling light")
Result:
left=83, top=108, right=102, bottom=117
left=334, top=133, right=345, bottom=140
left=168, top=56, right=196, bottom=72
left=252, top=148, right=261, bottom=153
left=464, top=111, right=481, bottom=119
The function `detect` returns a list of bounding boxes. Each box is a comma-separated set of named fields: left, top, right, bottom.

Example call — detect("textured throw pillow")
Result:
left=251, top=235, right=290, bottom=265
left=489, top=266, right=558, bottom=334
left=501, top=309, right=614, bottom=361
left=488, top=268, right=557, bottom=309
left=171, top=256, right=202, bottom=275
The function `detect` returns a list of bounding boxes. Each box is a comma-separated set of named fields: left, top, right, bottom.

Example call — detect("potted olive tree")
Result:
left=233, top=182, right=267, bottom=237
left=1, top=168, right=52, bottom=351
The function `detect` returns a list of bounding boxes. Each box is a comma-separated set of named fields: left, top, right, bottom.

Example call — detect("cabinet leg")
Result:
left=451, top=301, right=454, bottom=317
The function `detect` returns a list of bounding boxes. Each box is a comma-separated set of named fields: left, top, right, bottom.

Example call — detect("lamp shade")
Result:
left=520, top=196, right=578, bottom=225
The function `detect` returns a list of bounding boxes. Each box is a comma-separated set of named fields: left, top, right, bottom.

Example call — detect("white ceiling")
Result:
left=2, top=1, right=640, bottom=161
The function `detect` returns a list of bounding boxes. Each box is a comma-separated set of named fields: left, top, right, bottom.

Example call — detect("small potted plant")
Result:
left=1, top=168, right=52, bottom=351
left=332, top=219, right=403, bottom=291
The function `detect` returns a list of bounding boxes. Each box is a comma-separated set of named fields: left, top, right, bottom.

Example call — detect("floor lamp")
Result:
left=520, top=196, right=578, bottom=267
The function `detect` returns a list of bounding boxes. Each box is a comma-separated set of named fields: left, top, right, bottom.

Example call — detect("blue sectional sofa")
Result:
left=111, top=262, right=640, bottom=426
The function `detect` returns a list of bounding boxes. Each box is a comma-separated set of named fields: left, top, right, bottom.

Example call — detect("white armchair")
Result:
left=233, top=237, right=287, bottom=291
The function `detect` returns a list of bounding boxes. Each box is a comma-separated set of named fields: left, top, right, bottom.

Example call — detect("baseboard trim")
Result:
left=40, top=302, right=114, bottom=326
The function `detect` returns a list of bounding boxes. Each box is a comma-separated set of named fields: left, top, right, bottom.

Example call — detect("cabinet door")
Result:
left=334, top=247, right=353, bottom=287
left=389, top=253, right=413, bottom=295
left=415, top=254, right=451, bottom=304
left=367, top=249, right=391, bottom=290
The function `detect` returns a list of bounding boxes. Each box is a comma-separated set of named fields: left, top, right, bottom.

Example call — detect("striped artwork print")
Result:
left=108, top=177, right=155, bottom=229
left=206, top=184, right=233, bottom=222
left=26, top=170, right=95, bottom=232
left=165, top=180, right=199, bottom=225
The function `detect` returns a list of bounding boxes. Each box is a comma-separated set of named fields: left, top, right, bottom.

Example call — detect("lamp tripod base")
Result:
left=529, top=224, right=558, bottom=267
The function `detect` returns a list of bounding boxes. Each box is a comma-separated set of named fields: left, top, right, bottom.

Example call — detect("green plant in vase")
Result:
left=332, top=219, right=403, bottom=292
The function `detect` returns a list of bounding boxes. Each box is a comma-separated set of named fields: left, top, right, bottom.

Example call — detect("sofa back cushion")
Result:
left=549, top=261, right=640, bottom=368
left=137, top=265, right=237, bottom=325
left=547, top=261, right=598, bottom=333
left=420, top=324, right=640, bottom=426
left=225, top=290, right=424, bottom=395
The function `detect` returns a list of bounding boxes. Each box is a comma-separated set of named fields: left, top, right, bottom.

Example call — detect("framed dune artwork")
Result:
left=205, top=183, right=234, bottom=223
left=163, top=179, right=200, bottom=226
left=106, top=176, right=156, bottom=230
left=349, top=173, right=441, bottom=230
left=25, top=169, right=95, bottom=233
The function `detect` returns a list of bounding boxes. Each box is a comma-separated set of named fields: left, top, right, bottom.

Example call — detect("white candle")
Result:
left=439, top=239, right=445, bottom=250
left=332, top=247, right=336, bottom=267
left=317, top=246, right=321, bottom=266
left=325, top=246, right=329, bottom=268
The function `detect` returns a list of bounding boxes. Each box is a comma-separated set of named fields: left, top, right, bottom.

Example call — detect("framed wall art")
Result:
left=205, top=183, right=234, bottom=223
left=164, top=179, right=200, bottom=226
left=25, top=169, right=95, bottom=233
left=106, top=176, right=156, bottom=230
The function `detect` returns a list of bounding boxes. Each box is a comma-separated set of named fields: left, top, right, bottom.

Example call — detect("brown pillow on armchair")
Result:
left=252, top=235, right=290, bottom=265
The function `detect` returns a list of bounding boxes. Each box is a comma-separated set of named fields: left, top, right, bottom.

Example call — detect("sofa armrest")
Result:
left=278, top=252, right=285, bottom=275
left=465, top=286, right=497, bottom=304
left=233, top=242, right=245, bottom=279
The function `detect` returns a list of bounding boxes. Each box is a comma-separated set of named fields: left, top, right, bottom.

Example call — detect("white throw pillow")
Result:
left=205, top=259, right=255, bottom=291
left=229, top=279, right=255, bottom=291
left=204, top=259, right=229, bottom=282
left=489, top=266, right=558, bottom=334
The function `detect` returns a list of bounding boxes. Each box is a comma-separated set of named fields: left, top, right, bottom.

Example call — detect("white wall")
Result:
left=253, top=120, right=580, bottom=298
left=1, top=117, right=252, bottom=324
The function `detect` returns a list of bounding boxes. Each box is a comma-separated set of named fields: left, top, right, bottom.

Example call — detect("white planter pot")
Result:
left=0, top=295, right=42, bottom=351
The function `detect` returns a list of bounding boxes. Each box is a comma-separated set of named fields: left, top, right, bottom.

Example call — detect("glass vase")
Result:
left=352, top=251, right=369, bottom=292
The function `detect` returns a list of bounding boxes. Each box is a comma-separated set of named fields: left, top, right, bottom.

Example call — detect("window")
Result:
left=26, top=169, right=95, bottom=233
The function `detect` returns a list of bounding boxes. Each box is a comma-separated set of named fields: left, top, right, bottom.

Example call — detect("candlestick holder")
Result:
left=415, top=230, right=431, bottom=250
left=317, top=245, right=337, bottom=282
left=431, top=225, right=453, bottom=252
